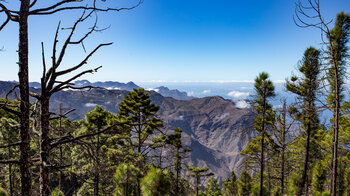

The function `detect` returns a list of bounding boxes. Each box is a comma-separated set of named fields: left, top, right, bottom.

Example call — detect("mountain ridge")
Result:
left=0, top=80, right=254, bottom=181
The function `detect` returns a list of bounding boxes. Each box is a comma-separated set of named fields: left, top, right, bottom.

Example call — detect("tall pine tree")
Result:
left=286, top=47, right=321, bottom=195
left=253, top=72, right=275, bottom=196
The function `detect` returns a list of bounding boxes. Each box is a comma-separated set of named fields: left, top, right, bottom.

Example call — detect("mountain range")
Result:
left=0, top=80, right=255, bottom=181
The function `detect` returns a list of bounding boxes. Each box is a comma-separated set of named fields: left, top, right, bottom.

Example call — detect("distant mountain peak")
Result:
left=154, top=86, right=193, bottom=100
left=156, top=86, right=169, bottom=90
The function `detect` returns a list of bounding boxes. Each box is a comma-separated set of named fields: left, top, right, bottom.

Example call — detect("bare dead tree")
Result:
left=272, top=99, right=296, bottom=195
left=0, top=1, right=142, bottom=195
left=34, top=10, right=112, bottom=195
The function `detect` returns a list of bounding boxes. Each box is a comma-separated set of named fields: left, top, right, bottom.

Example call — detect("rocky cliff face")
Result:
left=150, top=94, right=256, bottom=181
left=0, top=81, right=255, bottom=181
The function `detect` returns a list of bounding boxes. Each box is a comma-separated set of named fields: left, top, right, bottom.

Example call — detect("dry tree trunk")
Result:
left=18, top=1, right=32, bottom=195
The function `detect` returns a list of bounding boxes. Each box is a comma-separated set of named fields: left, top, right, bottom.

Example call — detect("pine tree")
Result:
left=326, top=12, right=350, bottom=195
left=166, top=128, right=190, bottom=195
left=204, top=177, right=222, bottom=196
left=253, top=72, right=275, bottom=196
left=312, top=161, right=327, bottom=195
left=113, top=163, right=140, bottom=196
left=140, top=167, right=171, bottom=196
left=117, top=88, right=163, bottom=163
left=186, top=165, right=214, bottom=196
left=71, top=106, right=117, bottom=195
left=117, top=88, right=164, bottom=195
left=237, top=170, right=252, bottom=196
left=286, top=46, right=321, bottom=195
left=222, top=171, right=238, bottom=196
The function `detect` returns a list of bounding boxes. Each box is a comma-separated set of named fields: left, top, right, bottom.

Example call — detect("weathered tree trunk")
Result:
left=330, top=74, right=340, bottom=196
left=260, top=130, right=265, bottom=196
left=59, top=105, right=63, bottom=191
left=281, top=104, right=286, bottom=195
left=259, top=97, right=266, bottom=196
left=40, top=88, right=51, bottom=196
left=94, top=131, right=100, bottom=196
left=8, top=147, right=13, bottom=196
left=18, top=1, right=32, bottom=195
left=298, top=122, right=311, bottom=196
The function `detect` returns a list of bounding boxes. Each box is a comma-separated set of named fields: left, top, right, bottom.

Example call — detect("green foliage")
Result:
left=272, top=186, right=281, bottom=196
left=312, top=161, right=327, bottom=193
left=222, top=171, right=238, bottom=196
left=321, top=191, right=330, bottom=196
left=287, top=172, right=301, bottom=196
left=141, top=167, right=171, bottom=196
left=241, top=135, right=278, bottom=165
left=113, top=162, right=140, bottom=196
left=327, top=12, right=350, bottom=107
left=71, top=106, right=117, bottom=195
left=165, top=128, right=190, bottom=195
left=0, top=99, right=21, bottom=195
left=286, top=46, right=322, bottom=195
left=251, top=182, right=268, bottom=196
left=117, top=88, right=163, bottom=164
left=204, top=177, right=222, bottom=196
left=51, top=187, right=65, bottom=196
left=186, top=164, right=214, bottom=196
left=0, top=187, right=7, bottom=196
left=76, top=182, right=93, bottom=196
left=253, top=72, right=275, bottom=132
left=237, top=170, right=251, bottom=196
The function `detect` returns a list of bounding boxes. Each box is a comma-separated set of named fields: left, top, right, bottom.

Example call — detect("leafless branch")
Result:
left=0, top=159, right=20, bottom=164
left=0, top=103, right=20, bottom=116
left=29, top=0, right=38, bottom=8
left=0, top=3, right=18, bottom=31
left=55, top=42, right=112, bottom=78
left=41, top=42, right=47, bottom=82
left=50, top=122, right=125, bottom=148
left=29, top=91, right=40, bottom=99
left=0, top=141, right=21, bottom=149
left=29, top=0, right=143, bottom=15
left=51, top=65, right=103, bottom=93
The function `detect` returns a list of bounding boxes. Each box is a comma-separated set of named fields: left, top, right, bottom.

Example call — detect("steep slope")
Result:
left=150, top=94, right=256, bottom=180
left=0, top=81, right=255, bottom=181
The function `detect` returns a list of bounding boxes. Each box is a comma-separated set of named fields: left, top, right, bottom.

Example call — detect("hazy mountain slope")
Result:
left=0, top=81, right=255, bottom=181
left=152, top=86, right=194, bottom=100
left=72, top=80, right=193, bottom=100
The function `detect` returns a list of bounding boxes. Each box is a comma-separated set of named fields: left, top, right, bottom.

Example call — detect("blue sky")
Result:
left=0, top=0, right=349, bottom=83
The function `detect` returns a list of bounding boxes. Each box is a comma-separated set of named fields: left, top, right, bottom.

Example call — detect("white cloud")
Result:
left=85, top=103, right=97, bottom=107
left=201, top=89, right=211, bottom=94
left=187, top=91, right=195, bottom=96
left=273, top=80, right=286, bottom=84
left=146, top=88, right=159, bottom=92
left=215, top=113, right=230, bottom=120
left=227, top=91, right=250, bottom=99
left=235, top=100, right=250, bottom=109
left=178, top=115, right=184, bottom=120
left=107, top=87, right=120, bottom=90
